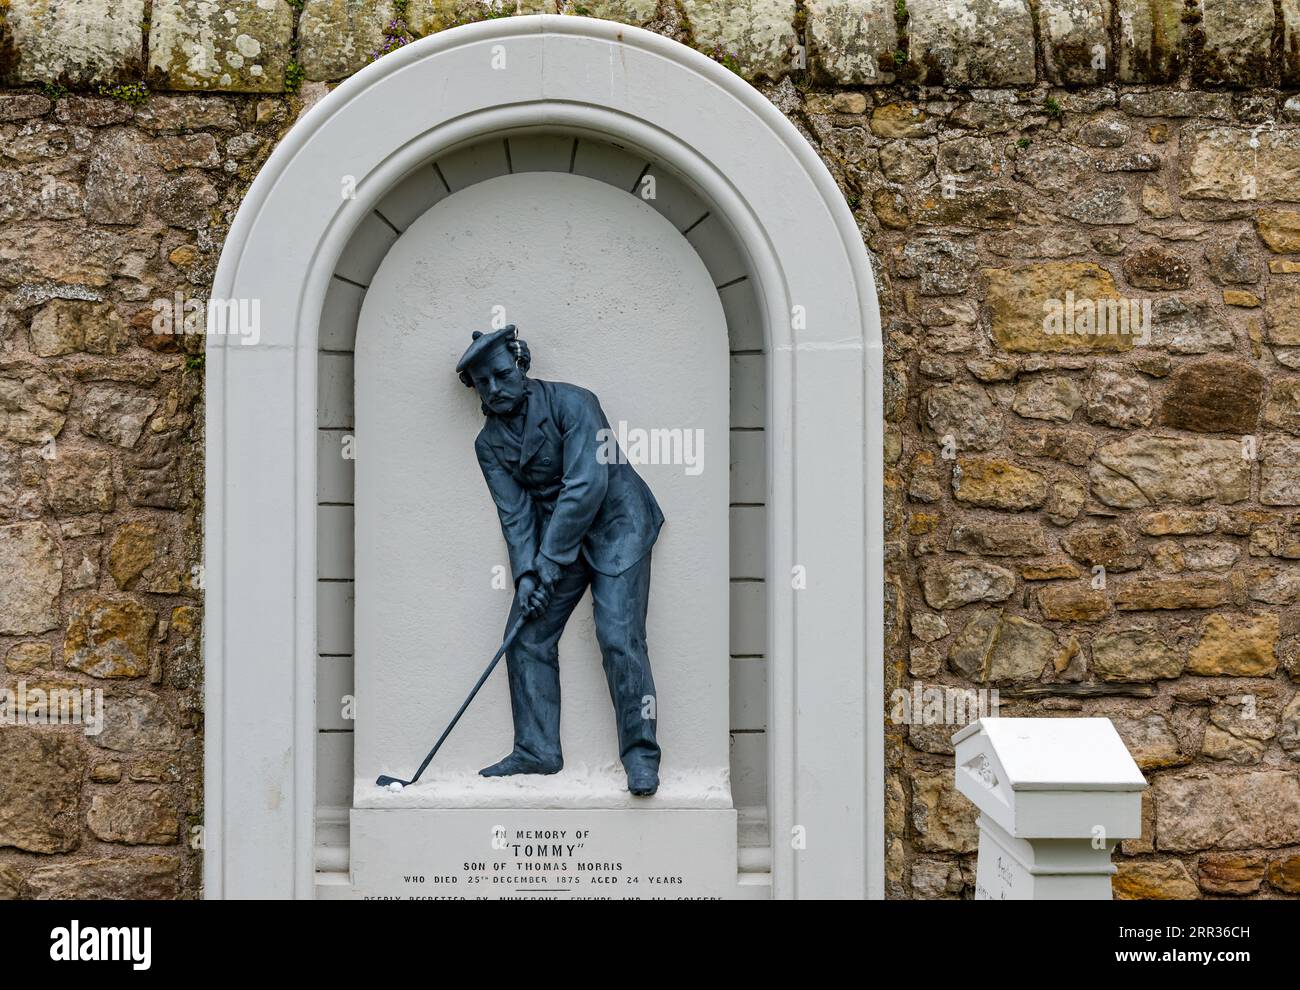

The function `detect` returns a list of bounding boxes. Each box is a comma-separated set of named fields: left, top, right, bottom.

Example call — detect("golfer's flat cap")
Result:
left=455, top=325, right=518, bottom=375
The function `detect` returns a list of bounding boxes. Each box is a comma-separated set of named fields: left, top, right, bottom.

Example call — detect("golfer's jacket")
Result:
left=475, top=378, right=664, bottom=581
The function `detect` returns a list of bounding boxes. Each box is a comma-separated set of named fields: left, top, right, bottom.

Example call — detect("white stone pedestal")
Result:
left=973, top=815, right=1123, bottom=900
left=348, top=766, right=753, bottom=899
left=953, top=718, right=1147, bottom=901
left=351, top=807, right=745, bottom=900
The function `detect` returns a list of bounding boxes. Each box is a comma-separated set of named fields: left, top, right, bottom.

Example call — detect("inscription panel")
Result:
left=351, top=808, right=744, bottom=900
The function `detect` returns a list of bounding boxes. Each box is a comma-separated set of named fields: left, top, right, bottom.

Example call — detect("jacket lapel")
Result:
left=519, top=379, right=550, bottom=469
left=481, top=417, right=515, bottom=469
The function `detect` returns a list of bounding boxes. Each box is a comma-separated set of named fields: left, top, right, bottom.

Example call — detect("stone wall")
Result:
left=0, top=0, right=1298, bottom=899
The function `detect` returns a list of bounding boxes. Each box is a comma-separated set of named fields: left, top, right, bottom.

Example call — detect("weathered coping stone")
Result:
left=7, top=0, right=1300, bottom=91
left=905, top=0, right=1036, bottom=87
left=1, top=0, right=145, bottom=86
left=804, top=0, right=897, bottom=85
left=299, top=0, right=399, bottom=81
left=148, top=0, right=294, bottom=92
left=407, top=0, right=553, bottom=36
left=1039, top=0, right=1108, bottom=86
left=1115, top=0, right=1184, bottom=83
left=679, top=0, right=799, bottom=81
left=558, top=0, right=658, bottom=26
left=1191, top=0, right=1276, bottom=88
left=1286, top=0, right=1300, bottom=87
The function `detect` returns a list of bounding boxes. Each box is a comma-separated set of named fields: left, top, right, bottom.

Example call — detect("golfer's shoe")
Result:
left=626, top=766, right=659, bottom=796
left=479, top=752, right=563, bottom=777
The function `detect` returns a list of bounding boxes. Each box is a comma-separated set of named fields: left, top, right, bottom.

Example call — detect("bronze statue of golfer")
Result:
left=456, top=325, right=664, bottom=796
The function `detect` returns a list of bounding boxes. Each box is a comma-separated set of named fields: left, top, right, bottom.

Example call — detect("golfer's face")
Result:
left=471, top=348, right=525, bottom=415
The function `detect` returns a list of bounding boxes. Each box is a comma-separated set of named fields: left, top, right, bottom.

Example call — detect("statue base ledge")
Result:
left=353, top=763, right=733, bottom=809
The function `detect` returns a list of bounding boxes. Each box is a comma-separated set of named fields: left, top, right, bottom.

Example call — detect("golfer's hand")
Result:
left=533, top=553, right=563, bottom=589
left=516, top=574, right=550, bottom=619
left=527, top=583, right=551, bottom=616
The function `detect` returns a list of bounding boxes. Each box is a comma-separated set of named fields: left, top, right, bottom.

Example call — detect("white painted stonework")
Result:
left=953, top=718, right=1148, bottom=900
left=206, top=16, right=883, bottom=899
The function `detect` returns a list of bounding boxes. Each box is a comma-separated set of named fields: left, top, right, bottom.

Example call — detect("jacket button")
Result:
left=542, top=457, right=552, bottom=465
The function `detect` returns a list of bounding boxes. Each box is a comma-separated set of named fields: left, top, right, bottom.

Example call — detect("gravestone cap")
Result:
left=952, top=717, right=1147, bottom=840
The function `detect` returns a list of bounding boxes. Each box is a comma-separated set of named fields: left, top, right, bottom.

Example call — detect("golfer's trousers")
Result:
left=502, top=551, right=660, bottom=774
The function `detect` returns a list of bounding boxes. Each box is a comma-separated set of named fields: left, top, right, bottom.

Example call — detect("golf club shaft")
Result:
left=406, top=612, right=529, bottom=785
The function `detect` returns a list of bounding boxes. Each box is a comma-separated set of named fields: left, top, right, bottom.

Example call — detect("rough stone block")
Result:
left=93, top=693, right=181, bottom=753
left=29, top=300, right=129, bottom=357
left=0, top=521, right=62, bottom=635
left=952, top=456, right=1048, bottom=510
left=26, top=855, right=180, bottom=899
left=1284, top=0, right=1300, bottom=87
left=1113, top=859, right=1199, bottom=899
left=567, top=0, right=657, bottom=26
left=1037, top=584, right=1112, bottom=621
left=911, top=767, right=978, bottom=853
left=905, top=0, right=1035, bottom=86
left=1115, top=0, right=1185, bottom=83
left=1186, top=613, right=1279, bottom=676
left=0, top=93, right=51, bottom=121
left=64, top=594, right=157, bottom=679
left=0, top=730, right=86, bottom=854
left=1039, top=0, right=1108, bottom=86
left=1192, top=0, right=1276, bottom=88
left=921, top=559, right=1015, bottom=609
left=1155, top=770, right=1300, bottom=852
left=1181, top=126, right=1300, bottom=202
left=407, top=0, right=555, bottom=35
left=947, top=609, right=1060, bottom=682
left=1261, top=436, right=1300, bottom=506
left=2, top=0, right=145, bottom=86
left=1158, top=357, right=1263, bottom=434
left=1198, top=852, right=1267, bottom=896
left=149, top=0, right=295, bottom=92
left=87, top=788, right=180, bottom=845
left=299, top=0, right=398, bottom=81
left=1092, top=628, right=1183, bottom=681
left=805, top=0, right=897, bottom=84
left=1090, top=436, right=1251, bottom=508
left=1270, top=853, right=1300, bottom=892
left=680, top=0, right=798, bottom=81
left=1258, top=208, right=1300, bottom=252
left=1267, top=282, right=1300, bottom=347
left=983, top=263, right=1136, bottom=354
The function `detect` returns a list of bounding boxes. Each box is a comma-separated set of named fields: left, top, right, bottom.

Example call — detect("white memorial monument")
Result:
left=204, top=16, right=884, bottom=899
left=952, top=718, right=1147, bottom=900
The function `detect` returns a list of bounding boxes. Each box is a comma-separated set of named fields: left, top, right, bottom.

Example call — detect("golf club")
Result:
left=376, top=612, right=529, bottom=789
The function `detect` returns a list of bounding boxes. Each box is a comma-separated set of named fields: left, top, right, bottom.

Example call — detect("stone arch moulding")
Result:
left=206, top=15, right=884, bottom=900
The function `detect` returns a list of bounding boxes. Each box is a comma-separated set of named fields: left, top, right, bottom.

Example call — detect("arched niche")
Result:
left=354, top=169, right=731, bottom=796
left=206, top=15, right=884, bottom=899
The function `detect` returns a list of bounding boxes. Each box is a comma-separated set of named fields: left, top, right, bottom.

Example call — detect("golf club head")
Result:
left=375, top=774, right=411, bottom=788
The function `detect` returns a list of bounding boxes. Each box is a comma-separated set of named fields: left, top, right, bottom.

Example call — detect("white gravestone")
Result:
left=952, top=718, right=1147, bottom=900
